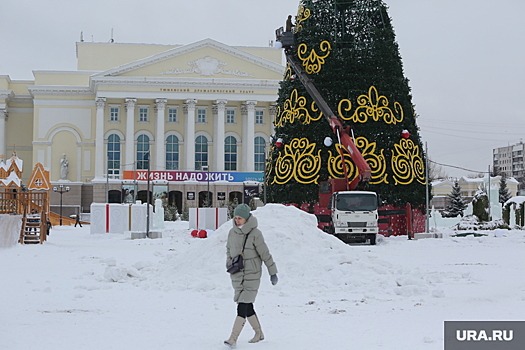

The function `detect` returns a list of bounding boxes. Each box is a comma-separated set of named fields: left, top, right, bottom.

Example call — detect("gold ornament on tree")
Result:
left=338, top=86, right=404, bottom=125
left=297, top=41, right=332, bottom=75
left=391, top=138, right=426, bottom=185
left=273, top=138, right=321, bottom=185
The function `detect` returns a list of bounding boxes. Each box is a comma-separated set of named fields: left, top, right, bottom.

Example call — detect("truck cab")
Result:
left=327, top=191, right=379, bottom=245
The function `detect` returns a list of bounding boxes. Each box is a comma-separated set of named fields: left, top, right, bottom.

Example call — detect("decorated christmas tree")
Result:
left=266, top=0, right=427, bottom=210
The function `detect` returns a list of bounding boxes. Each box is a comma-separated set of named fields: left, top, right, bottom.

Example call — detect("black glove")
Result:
left=270, top=274, right=278, bottom=285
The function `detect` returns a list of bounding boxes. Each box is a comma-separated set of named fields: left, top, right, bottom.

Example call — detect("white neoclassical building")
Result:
left=0, top=39, right=284, bottom=215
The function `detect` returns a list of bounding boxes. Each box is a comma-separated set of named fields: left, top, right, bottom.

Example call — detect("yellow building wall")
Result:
left=122, top=47, right=283, bottom=80
left=33, top=71, right=91, bottom=86
left=76, top=42, right=180, bottom=71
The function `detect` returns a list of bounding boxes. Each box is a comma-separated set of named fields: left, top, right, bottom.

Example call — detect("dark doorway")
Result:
left=229, top=191, right=243, bottom=205
left=168, top=190, right=183, bottom=213
left=198, top=191, right=213, bottom=207
left=137, top=190, right=152, bottom=205
left=108, top=190, right=121, bottom=203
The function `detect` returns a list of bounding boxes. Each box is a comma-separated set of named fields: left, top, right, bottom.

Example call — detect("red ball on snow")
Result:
left=191, top=229, right=198, bottom=237
left=401, top=130, right=410, bottom=139
left=198, top=230, right=207, bottom=239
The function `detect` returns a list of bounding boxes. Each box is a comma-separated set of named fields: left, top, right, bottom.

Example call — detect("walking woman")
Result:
left=224, top=204, right=278, bottom=347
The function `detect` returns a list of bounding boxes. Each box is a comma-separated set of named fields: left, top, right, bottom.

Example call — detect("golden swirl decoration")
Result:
left=295, top=5, right=311, bottom=32
left=305, top=100, right=323, bottom=124
left=274, top=89, right=309, bottom=127
left=391, top=138, right=426, bottom=185
left=354, top=136, right=388, bottom=185
left=327, top=137, right=388, bottom=185
left=265, top=146, right=275, bottom=186
left=339, top=86, right=404, bottom=125
left=272, top=138, right=321, bottom=185
left=327, top=144, right=358, bottom=182
left=275, top=89, right=322, bottom=127
left=297, top=41, right=331, bottom=75
left=337, top=98, right=358, bottom=122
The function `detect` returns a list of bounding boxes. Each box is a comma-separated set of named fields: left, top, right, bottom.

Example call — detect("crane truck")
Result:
left=275, top=27, right=379, bottom=245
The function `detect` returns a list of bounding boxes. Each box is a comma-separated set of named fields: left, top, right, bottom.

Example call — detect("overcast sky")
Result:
left=1, top=0, right=524, bottom=179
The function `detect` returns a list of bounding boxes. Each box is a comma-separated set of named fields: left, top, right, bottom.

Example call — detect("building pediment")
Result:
left=93, top=39, right=284, bottom=81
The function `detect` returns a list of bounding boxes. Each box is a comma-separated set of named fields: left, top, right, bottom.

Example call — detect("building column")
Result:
left=242, top=101, right=257, bottom=171
left=184, top=99, right=197, bottom=170
left=269, top=104, right=277, bottom=137
left=155, top=98, right=167, bottom=170
left=94, top=98, right=106, bottom=179
left=125, top=98, right=136, bottom=171
left=213, top=100, right=227, bottom=172
left=0, top=109, right=6, bottom=161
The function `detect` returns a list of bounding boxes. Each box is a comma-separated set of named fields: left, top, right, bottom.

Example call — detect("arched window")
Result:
left=195, top=135, right=208, bottom=170
left=137, top=134, right=150, bottom=170
left=166, top=135, right=179, bottom=170
left=224, top=136, right=237, bottom=171
left=254, top=136, right=266, bottom=171
left=107, top=134, right=121, bottom=178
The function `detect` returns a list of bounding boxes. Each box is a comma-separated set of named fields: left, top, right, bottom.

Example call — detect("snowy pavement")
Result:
left=1, top=204, right=524, bottom=349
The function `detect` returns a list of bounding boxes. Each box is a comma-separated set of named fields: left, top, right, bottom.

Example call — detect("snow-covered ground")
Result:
left=1, top=204, right=524, bottom=350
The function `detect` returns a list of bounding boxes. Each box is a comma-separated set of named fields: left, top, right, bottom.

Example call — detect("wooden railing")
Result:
left=0, top=190, right=50, bottom=244
left=0, top=198, right=18, bottom=214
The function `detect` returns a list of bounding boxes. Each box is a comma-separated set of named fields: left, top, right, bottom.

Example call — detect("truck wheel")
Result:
left=369, top=234, right=376, bottom=245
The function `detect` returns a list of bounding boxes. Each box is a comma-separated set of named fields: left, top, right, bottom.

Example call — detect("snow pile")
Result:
left=150, top=204, right=450, bottom=301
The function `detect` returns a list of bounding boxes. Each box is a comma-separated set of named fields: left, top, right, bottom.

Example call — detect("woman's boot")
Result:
left=247, top=314, right=264, bottom=343
left=224, top=316, right=246, bottom=348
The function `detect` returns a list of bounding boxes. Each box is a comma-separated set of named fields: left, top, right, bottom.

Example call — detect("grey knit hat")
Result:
left=233, top=204, right=251, bottom=220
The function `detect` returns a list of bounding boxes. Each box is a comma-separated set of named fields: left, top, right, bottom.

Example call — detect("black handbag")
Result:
left=227, top=233, right=249, bottom=274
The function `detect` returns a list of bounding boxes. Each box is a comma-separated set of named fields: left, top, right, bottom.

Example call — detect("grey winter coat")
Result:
left=226, top=214, right=278, bottom=303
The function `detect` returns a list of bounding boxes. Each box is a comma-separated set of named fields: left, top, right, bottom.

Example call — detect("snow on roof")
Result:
left=505, top=196, right=525, bottom=206
left=7, top=154, right=23, bottom=171
left=460, top=176, right=483, bottom=183
left=1, top=171, right=21, bottom=187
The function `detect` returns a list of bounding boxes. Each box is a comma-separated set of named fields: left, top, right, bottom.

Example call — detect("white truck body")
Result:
left=329, top=190, right=379, bottom=244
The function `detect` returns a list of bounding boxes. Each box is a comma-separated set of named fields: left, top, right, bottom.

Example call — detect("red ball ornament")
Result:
left=191, top=229, right=198, bottom=237
left=401, top=130, right=410, bottom=139
left=198, top=229, right=207, bottom=239
left=275, top=137, right=283, bottom=148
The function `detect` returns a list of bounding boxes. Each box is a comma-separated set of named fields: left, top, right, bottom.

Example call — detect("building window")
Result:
left=226, top=109, right=235, bottom=124
left=195, top=135, right=208, bottom=170
left=254, top=136, right=266, bottom=171
left=197, top=108, right=206, bottom=123
left=225, top=136, right=237, bottom=171
left=136, top=134, right=150, bottom=170
left=109, top=107, right=120, bottom=122
left=107, top=134, right=121, bottom=178
left=139, top=107, right=149, bottom=122
left=255, top=110, right=264, bottom=124
left=168, top=107, right=177, bottom=123
left=166, top=135, right=179, bottom=170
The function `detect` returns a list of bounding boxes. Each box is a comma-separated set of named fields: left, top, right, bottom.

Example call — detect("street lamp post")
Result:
left=202, top=165, right=210, bottom=207
left=145, top=151, right=151, bottom=237
left=53, top=184, right=70, bottom=226
left=263, top=141, right=269, bottom=205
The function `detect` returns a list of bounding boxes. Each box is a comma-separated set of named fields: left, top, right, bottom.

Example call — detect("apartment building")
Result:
left=493, top=142, right=525, bottom=183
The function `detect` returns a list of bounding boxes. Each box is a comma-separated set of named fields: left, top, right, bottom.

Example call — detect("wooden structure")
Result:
left=0, top=190, right=49, bottom=244
left=1, top=156, right=79, bottom=244
left=1, top=158, right=51, bottom=243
